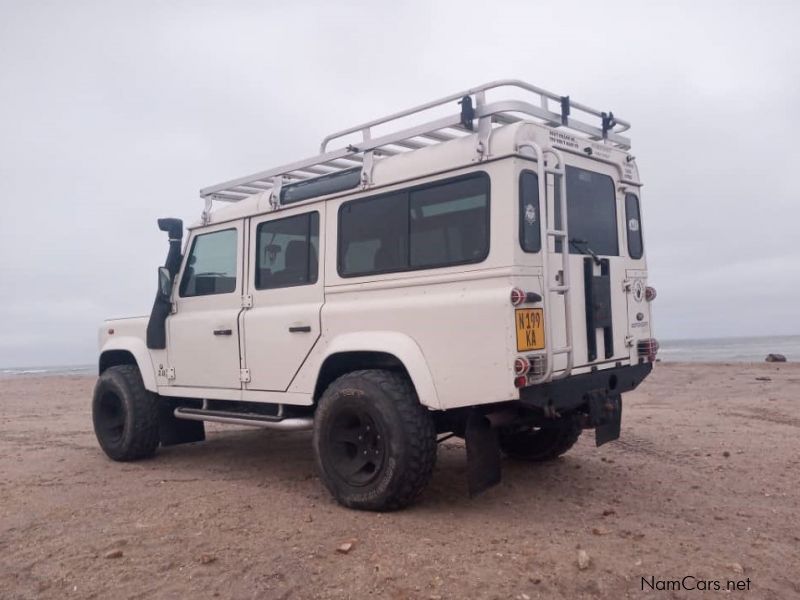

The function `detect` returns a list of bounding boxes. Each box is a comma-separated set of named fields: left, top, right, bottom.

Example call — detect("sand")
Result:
left=1, top=363, right=798, bottom=599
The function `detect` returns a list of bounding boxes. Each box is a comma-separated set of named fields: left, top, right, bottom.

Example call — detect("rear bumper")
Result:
left=518, top=362, right=653, bottom=411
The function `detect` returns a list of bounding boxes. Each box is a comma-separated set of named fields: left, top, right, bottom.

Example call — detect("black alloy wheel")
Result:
left=327, top=408, right=387, bottom=486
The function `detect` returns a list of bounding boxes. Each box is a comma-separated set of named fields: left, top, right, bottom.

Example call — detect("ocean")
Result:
left=658, top=335, right=799, bottom=363
left=0, top=364, right=95, bottom=377
left=1, top=335, right=797, bottom=376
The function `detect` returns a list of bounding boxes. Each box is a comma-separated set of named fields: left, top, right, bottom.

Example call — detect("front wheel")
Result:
left=499, top=418, right=582, bottom=462
left=313, top=370, right=437, bottom=511
left=92, top=365, right=160, bottom=461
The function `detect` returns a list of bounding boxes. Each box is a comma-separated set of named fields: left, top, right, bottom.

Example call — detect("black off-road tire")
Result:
left=499, top=419, right=582, bottom=462
left=313, top=369, right=437, bottom=511
left=92, top=365, right=160, bottom=461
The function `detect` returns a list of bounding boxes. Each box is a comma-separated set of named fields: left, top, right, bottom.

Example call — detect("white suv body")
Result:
left=94, top=81, right=656, bottom=509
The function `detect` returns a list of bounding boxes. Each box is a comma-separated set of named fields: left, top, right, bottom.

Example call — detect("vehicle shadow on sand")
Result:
left=151, top=426, right=636, bottom=512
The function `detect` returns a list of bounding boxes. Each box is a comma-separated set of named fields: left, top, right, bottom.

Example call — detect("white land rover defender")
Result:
left=93, top=80, right=657, bottom=510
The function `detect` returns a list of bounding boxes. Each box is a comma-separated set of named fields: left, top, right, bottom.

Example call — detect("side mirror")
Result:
left=158, top=266, right=173, bottom=300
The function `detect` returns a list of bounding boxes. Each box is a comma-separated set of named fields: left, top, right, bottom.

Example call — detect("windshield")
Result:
left=555, top=166, right=619, bottom=256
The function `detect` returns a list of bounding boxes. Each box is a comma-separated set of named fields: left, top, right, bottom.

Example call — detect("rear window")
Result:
left=625, top=193, right=643, bottom=259
left=338, top=173, right=489, bottom=277
left=555, top=166, right=619, bottom=256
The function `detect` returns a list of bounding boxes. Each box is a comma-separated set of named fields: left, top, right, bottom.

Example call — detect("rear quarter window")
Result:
left=337, top=173, right=489, bottom=277
left=519, top=171, right=541, bottom=253
left=625, top=193, right=644, bottom=259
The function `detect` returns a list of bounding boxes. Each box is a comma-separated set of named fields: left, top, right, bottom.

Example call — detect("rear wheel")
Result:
left=313, top=370, right=437, bottom=511
left=92, top=365, right=160, bottom=461
left=499, top=418, right=582, bottom=462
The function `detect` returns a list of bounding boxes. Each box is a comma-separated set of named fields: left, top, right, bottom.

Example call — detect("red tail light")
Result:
left=514, top=357, right=530, bottom=376
left=511, top=288, right=543, bottom=306
left=637, top=338, right=659, bottom=361
left=514, top=355, right=546, bottom=388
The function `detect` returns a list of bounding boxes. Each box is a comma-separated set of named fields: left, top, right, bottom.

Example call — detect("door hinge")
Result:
left=242, top=294, right=253, bottom=308
left=167, top=367, right=176, bottom=380
left=239, top=368, right=251, bottom=383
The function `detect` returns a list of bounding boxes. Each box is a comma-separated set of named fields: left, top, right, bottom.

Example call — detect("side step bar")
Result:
left=173, top=407, right=313, bottom=431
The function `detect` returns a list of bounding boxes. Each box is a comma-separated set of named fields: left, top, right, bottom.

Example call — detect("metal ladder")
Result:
left=519, top=141, right=574, bottom=384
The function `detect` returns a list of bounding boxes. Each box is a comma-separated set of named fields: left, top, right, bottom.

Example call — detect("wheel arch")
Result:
left=98, top=337, right=158, bottom=392
left=312, top=332, right=440, bottom=409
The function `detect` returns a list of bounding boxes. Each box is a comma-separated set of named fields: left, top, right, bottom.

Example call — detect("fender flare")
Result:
left=318, top=331, right=441, bottom=410
left=98, top=337, right=158, bottom=392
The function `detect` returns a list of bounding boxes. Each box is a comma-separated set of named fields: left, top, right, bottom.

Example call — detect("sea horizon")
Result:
left=1, top=333, right=797, bottom=376
left=657, top=333, right=799, bottom=363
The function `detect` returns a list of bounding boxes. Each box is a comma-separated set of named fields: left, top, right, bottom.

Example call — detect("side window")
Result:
left=255, top=212, right=319, bottom=290
left=339, top=192, right=407, bottom=276
left=409, top=176, right=489, bottom=268
left=625, top=193, right=644, bottom=259
left=179, top=229, right=238, bottom=297
left=519, top=171, right=541, bottom=253
left=338, top=173, right=489, bottom=277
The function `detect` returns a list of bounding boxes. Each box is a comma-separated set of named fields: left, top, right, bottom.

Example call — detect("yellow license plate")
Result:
left=515, top=308, right=545, bottom=352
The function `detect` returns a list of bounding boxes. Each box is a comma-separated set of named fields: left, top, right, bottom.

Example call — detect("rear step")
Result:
left=174, top=407, right=313, bottom=431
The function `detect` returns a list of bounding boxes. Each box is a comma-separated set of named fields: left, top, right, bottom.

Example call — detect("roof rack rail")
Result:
left=199, top=79, right=630, bottom=215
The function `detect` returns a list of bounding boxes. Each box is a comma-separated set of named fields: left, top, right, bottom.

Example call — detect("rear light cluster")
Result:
left=513, top=355, right=546, bottom=387
left=645, top=286, right=657, bottom=302
left=514, top=357, right=530, bottom=376
left=637, top=338, right=659, bottom=361
left=510, top=287, right=543, bottom=306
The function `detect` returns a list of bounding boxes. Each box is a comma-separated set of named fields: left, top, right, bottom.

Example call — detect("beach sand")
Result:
left=1, top=363, right=798, bottom=599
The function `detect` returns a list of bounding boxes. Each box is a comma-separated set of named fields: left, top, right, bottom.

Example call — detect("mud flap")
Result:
left=158, top=402, right=205, bottom=447
left=465, top=411, right=502, bottom=497
left=590, top=393, right=622, bottom=447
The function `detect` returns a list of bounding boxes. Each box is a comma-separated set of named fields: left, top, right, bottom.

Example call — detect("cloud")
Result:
left=1, top=0, right=798, bottom=367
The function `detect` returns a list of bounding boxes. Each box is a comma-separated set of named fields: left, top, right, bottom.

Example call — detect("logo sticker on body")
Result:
left=524, top=203, right=537, bottom=225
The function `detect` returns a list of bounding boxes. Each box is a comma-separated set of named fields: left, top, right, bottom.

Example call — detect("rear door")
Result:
left=548, top=162, right=629, bottom=371
left=243, top=206, right=324, bottom=391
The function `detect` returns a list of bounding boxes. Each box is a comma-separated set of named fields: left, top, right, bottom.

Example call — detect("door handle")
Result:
left=289, top=325, right=312, bottom=333
left=213, top=328, right=233, bottom=336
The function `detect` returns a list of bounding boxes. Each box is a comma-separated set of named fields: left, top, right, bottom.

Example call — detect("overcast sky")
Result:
left=1, top=0, right=799, bottom=368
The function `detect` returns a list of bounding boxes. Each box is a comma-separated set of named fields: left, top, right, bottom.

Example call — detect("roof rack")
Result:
left=199, top=79, right=631, bottom=216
